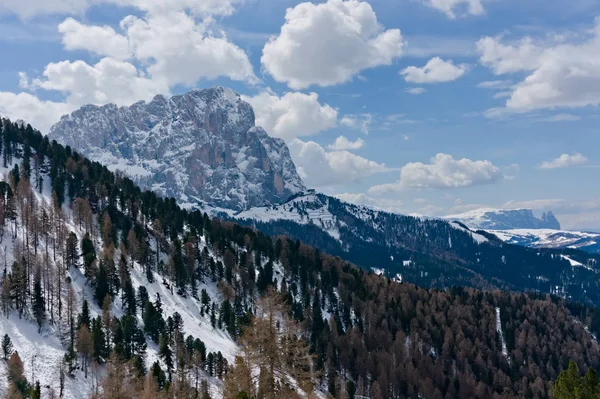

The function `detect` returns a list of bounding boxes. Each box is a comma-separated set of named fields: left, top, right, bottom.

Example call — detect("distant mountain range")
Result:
left=442, top=207, right=561, bottom=230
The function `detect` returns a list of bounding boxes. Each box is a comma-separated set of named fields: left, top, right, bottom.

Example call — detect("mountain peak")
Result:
left=48, top=86, right=305, bottom=210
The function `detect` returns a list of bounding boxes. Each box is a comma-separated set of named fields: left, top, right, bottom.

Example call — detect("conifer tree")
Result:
left=159, top=333, right=174, bottom=381
left=32, top=264, right=45, bottom=332
left=2, top=333, right=13, bottom=360
left=77, top=299, right=91, bottom=330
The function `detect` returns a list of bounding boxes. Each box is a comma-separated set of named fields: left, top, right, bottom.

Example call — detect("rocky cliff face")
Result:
left=48, top=87, right=305, bottom=210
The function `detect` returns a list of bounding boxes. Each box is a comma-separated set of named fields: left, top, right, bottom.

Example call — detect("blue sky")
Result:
left=1, top=0, right=600, bottom=230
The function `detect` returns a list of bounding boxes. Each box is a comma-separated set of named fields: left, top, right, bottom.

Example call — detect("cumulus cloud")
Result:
left=0, top=92, right=75, bottom=133
left=58, top=18, right=131, bottom=60
left=421, top=0, right=484, bottom=19
left=477, top=19, right=600, bottom=113
left=327, top=136, right=365, bottom=151
left=261, top=0, right=404, bottom=90
left=30, top=58, right=169, bottom=108
left=288, top=139, right=390, bottom=188
left=369, top=153, right=503, bottom=194
left=339, top=114, right=372, bottom=134
left=406, top=87, right=426, bottom=95
left=334, top=192, right=405, bottom=213
left=539, top=153, right=588, bottom=170
left=242, top=90, right=337, bottom=142
left=121, top=12, right=256, bottom=86
left=400, top=57, right=469, bottom=83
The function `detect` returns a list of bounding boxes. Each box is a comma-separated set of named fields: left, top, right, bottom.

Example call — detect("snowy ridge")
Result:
left=489, top=229, right=600, bottom=254
left=444, top=208, right=560, bottom=230
left=48, top=87, right=305, bottom=211
left=235, top=194, right=344, bottom=241
left=448, top=222, right=489, bottom=244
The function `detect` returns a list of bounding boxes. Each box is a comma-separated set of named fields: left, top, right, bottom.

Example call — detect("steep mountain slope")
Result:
left=48, top=87, right=305, bottom=211
left=443, top=208, right=561, bottom=230
left=224, top=193, right=600, bottom=306
left=3, top=119, right=600, bottom=399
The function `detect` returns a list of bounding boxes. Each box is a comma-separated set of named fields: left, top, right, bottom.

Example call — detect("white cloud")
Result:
left=477, top=36, right=542, bottom=75
left=493, top=91, right=512, bottom=99
left=417, top=204, right=444, bottom=216
left=0, top=92, right=75, bottom=133
left=400, top=57, right=469, bottom=83
left=288, top=139, right=390, bottom=188
left=0, top=0, right=90, bottom=19
left=111, top=0, right=243, bottom=17
left=476, top=80, right=512, bottom=89
left=59, top=17, right=131, bottom=60
left=1, top=0, right=243, bottom=18
left=334, top=192, right=405, bottom=213
left=328, top=136, right=365, bottom=151
left=536, top=113, right=581, bottom=122
left=242, top=90, right=337, bottom=142
left=340, top=113, right=372, bottom=134
left=261, top=0, right=404, bottom=90
left=539, top=153, right=588, bottom=170
left=31, top=57, right=169, bottom=108
left=369, top=153, right=503, bottom=194
left=477, top=19, right=600, bottom=112
left=421, top=0, right=484, bottom=19
left=121, top=12, right=256, bottom=86
left=406, top=87, right=426, bottom=95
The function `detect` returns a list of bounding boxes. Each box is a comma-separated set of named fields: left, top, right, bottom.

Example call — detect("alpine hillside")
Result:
left=222, top=193, right=600, bottom=306
left=48, top=87, right=305, bottom=211
left=3, top=118, right=600, bottom=399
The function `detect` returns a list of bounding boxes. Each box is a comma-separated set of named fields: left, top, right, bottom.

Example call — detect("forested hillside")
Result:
left=1, top=117, right=600, bottom=399
left=232, top=194, right=600, bottom=307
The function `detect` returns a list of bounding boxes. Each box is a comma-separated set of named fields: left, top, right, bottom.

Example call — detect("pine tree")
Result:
left=81, top=233, right=96, bottom=279
left=91, top=316, right=108, bottom=363
left=30, top=380, right=41, bottom=399
left=32, top=264, right=45, bottom=332
left=553, top=360, right=582, bottom=399
left=94, top=262, right=110, bottom=307
left=2, top=333, right=13, bottom=360
left=65, top=232, right=78, bottom=269
left=77, top=299, right=91, bottom=330
left=159, top=333, right=174, bottom=381
left=581, top=367, right=600, bottom=398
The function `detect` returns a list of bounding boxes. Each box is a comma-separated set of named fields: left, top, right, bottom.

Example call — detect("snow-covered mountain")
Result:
left=48, top=87, right=305, bottom=211
left=443, top=208, right=561, bottom=230
left=488, top=229, right=600, bottom=254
